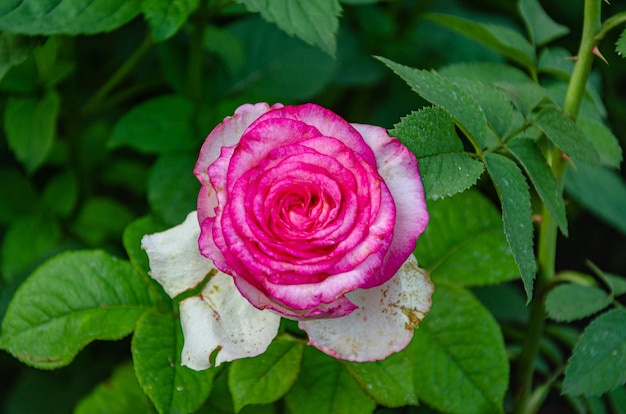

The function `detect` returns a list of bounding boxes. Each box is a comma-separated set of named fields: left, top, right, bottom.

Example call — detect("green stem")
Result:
left=82, top=33, right=153, bottom=115
left=513, top=1, right=602, bottom=413
left=595, top=10, right=626, bottom=41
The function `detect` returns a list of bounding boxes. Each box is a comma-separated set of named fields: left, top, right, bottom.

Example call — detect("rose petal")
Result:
left=298, top=254, right=433, bottom=361
left=195, top=103, right=283, bottom=223
left=141, top=211, right=214, bottom=298
left=180, top=272, right=281, bottom=370
left=352, top=124, right=429, bottom=288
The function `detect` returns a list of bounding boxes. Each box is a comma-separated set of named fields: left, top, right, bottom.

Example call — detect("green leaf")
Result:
left=0, top=32, right=41, bottom=81
left=538, top=47, right=574, bottom=79
left=518, top=0, right=569, bottom=46
left=426, top=13, right=535, bottom=69
left=0, top=0, right=141, bottom=35
left=132, top=309, right=215, bottom=414
left=0, top=250, right=154, bottom=369
left=75, top=363, right=157, bottom=414
left=123, top=216, right=165, bottom=275
left=616, top=27, right=626, bottom=58
left=563, top=308, right=626, bottom=396
left=577, top=118, right=623, bottom=169
left=415, top=190, right=518, bottom=286
left=141, top=0, right=199, bottom=42
left=71, top=197, right=135, bottom=246
left=411, top=283, right=509, bottom=414
left=545, top=283, right=613, bottom=322
left=109, top=95, right=197, bottom=154
left=0, top=168, right=38, bottom=224
left=147, top=153, right=199, bottom=226
left=41, top=171, right=78, bottom=218
left=565, top=164, right=626, bottom=237
left=344, top=347, right=418, bottom=407
left=227, top=17, right=337, bottom=101
left=0, top=214, right=62, bottom=283
left=507, top=139, right=567, bottom=235
left=389, top=108, right=484, bottom=199
left=485, top=153, right=536, bottom=300
left=4, top=90, right=60, bottom=173
left=533, top=106, right=601, bottom=166
left=237, top=0, right=341, bottom=57
left=285, top=347, right=376, bottom=414
left=377, top=57, right=491, bottom=148
left=229, top=338, right=304, bottom=412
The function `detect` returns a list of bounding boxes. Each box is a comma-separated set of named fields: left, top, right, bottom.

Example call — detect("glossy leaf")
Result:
left=378, top=57, right=491, bottom=148
left=344, top=347, right=417, bottom=407
left=389, top=107, right=484, bottom=199
left=485, top=153, right=536, bottom=300
left=426, top=13, right=535, bottom=69
left=285, top=347, right=376, bottom=414
left=563, top=308, right=626, bottom=396
left=4, top=90, right=60, bottom=173
left=507, top=138, right=567, bottom=235
left=565, top=164, right=626, bottom=237
left=142, top=0, right=199, bottom=42
left=518, top=0, right=569, bottom=46
left=109, top=95, right=197, bottom=154
left=75, top=363, right=157, bottom=414
left=545, top=283, right=613, bottom=322
left=0, top=0, right=141, bottom=35
left=533, top=106, right=601, bottom=166
left=415, top=190, right=518, bottom=286
left=229, top=338, right=304, bottom=412
left=237, top=0, right=341, bottom=56
left=411, top=283, right=509, bottom=414
left=132, top=309, right=215, bottom=413
left=0, top=250, right=154, bottom=369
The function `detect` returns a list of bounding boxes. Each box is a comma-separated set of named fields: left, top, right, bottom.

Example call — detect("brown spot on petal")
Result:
left=402, top=307, right=426, bottom=330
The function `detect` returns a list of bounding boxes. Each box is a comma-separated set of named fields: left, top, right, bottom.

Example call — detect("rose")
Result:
left=142, top=103, right=433, bottom=370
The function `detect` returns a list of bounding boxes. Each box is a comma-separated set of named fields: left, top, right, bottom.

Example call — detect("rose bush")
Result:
left=142, top=103, right=433, bottom=370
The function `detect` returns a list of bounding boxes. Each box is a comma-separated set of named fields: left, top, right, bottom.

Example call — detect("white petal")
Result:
left=180, top=272, right=281, bottom=370
left=299, top=255, right=433, bottom=362
left=141, top=211, right=214, bottom=298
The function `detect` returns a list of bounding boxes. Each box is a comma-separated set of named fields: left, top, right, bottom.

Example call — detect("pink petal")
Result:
left=194, top=103, right=283, bottom=223
left=179, top=272, right=281, bottom=370
left=299, top=254, right=433, bottom=361
left=352, top=123, right=429, bottom=288
left=141, top=211, right=214, bottom=298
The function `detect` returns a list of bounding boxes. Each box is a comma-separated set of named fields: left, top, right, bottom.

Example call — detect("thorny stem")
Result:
left=514, top=1, right=603, bottom=413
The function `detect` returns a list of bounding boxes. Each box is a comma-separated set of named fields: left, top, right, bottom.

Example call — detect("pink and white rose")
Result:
left=142, top=103, right=433, bottom=370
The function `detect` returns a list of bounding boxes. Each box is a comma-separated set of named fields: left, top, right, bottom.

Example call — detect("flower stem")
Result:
left=513, top=1, right=602, bottom=413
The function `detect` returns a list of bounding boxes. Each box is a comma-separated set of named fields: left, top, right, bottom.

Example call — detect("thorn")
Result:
left=562, top=152, right=577, bottom=170
left=604, top=0, right=610, bottom=4
left=565, top=55, right=578, bottom=61
left=532, top=214, right=543, bottom=224
left=592, top=46, right=609, bottom=65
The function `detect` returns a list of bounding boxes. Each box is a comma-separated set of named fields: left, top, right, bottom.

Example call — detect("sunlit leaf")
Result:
left=237, top=0, right=341, bottom=56
left=132, top=309, right=215, bottom=413
left=485, top=153, right=536, bottom=300
left=411, top=283, right=509, bottom=414
left=389, top=107, right=484, bottom=199
left=415, top=190, right=518, bottom=286
left=563, top=308, right=626, bottom=396
left=0, top=250, right=154, bottom=369
left=378, top=57, right=492, bottom=148
left=229, top=338, right=304, bottom=412
left=0, top=0, right=141, bottom=35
